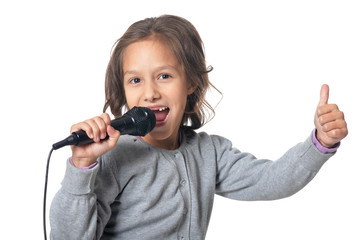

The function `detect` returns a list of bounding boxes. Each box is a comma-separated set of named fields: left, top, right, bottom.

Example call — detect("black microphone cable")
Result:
left=43, top=147, right=54, bottom=240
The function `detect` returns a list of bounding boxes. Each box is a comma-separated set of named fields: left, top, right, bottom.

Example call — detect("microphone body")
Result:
left=53, top=107, right=156, bottom=150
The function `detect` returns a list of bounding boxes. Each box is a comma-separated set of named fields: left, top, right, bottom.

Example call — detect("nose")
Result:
left=143, top=80, right=160, bottom=102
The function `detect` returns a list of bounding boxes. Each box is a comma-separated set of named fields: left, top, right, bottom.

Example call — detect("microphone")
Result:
left=52, top=107, right=156, bottom=150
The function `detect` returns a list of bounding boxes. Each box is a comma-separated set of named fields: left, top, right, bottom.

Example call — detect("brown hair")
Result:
left=103, top=15, right=219, bottom=130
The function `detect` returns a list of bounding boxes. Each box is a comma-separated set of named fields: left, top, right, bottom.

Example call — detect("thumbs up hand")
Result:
left=314, top=84, right=348, bottom=148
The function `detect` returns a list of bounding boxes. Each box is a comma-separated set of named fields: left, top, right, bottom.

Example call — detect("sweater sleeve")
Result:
left=214, top=132, right=335, bottom=201
left=50, top=156, right=120, bottom=240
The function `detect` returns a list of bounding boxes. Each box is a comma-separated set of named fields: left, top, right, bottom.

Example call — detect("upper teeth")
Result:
left=159, top=107, right=168, bottom=112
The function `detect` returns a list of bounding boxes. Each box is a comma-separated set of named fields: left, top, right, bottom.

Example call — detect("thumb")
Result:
left=106, top=125, right=120, bottom=146
left=318, top=84, right=329, bottom=106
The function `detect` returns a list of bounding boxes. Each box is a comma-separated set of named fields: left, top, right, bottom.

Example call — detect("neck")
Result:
left=141, top=130, right=180, bottom=150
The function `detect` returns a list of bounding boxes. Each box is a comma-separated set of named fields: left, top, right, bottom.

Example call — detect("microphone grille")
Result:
left=124, top=107, right=156, bottom=136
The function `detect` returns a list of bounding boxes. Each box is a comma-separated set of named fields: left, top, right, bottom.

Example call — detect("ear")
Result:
left=187, top=83, right=197, bottom=95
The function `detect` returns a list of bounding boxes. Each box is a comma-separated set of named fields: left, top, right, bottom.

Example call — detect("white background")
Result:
left=1, top=0, right=360, bottom=239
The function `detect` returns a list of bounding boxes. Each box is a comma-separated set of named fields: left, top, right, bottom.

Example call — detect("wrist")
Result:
left=70, top=157, right=98, bottom=169
left=312, top=129, right=340, bottom=154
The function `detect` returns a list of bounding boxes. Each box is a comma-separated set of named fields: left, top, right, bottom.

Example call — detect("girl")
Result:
left=50, top=15, right=348, bottom=239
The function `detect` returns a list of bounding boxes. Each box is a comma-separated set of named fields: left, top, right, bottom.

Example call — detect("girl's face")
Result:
left=123, top=37, right=193, bottom=150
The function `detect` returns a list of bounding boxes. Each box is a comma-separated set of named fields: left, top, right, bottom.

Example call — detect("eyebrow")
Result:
left=123, top=70, right=138, bottom=76
left=124, top=65, right=180, bottom=76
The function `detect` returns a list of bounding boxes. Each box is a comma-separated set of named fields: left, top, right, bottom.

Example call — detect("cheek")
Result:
left=171, top=90, right=189, bottom=113
left=123, top=88, right=137, bottom=108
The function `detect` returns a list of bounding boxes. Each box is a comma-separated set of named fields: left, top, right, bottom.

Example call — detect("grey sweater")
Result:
left=50, top=129, right=333, bottom=239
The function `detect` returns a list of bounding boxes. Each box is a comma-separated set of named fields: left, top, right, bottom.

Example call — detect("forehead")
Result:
left=122, top=37, right=180, bottom=70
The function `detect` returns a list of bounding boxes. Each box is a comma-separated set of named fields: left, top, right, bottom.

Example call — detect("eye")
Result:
left=129, top=77, right=142, bottom=84
left=159, top=74, right=171, bottom=80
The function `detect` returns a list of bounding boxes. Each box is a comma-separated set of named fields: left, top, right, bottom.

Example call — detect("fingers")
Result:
left=317, top=104, right=339, bottom=118
left=70, top=113, right=112, bottom=142
left=318, top=109, right=344, bottom=126
left=318, top=107, right=347, bottom=135
left=318, top=84, right=329, bottom=106
left=320, top=117, right=347, bottom=135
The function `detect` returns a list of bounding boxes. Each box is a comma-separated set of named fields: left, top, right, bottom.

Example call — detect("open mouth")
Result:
left=153, top=107, right=169, bottom=121
left=151, top=106, right=170, bottom=125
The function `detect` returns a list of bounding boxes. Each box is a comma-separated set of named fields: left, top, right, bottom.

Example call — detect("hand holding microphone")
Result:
left=69, top=112, right=120, bottom=168
left=53, top=107, right=155, bottom=168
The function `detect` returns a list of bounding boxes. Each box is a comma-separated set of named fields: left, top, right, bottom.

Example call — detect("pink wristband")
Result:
left=312, top=129, right=340, bottom=154
left=69, top=158, right=98, bottom=169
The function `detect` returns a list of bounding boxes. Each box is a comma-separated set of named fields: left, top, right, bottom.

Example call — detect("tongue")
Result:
left=154, top=109, right=169, bottom=122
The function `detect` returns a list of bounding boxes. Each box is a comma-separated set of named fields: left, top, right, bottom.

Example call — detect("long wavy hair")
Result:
left=103, top=15, right=219, bottom=130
